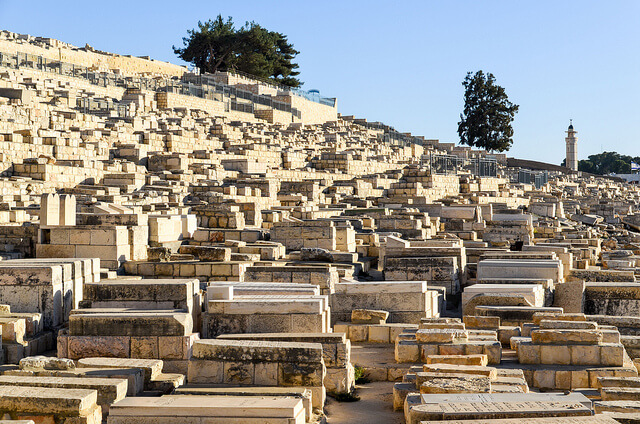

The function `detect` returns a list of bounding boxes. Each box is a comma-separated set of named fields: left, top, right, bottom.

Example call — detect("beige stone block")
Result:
left=518, top=342, right=540, bottom=364
left=540, top=345, right=571, bottom=365
left=69, top=229, right=92, bottom=245
left=195, top=263, right=212, bottom=277
left=68, top=335, right=130, bottom=360
left=360, top=366, right=387, bottom=382
left=224, top=361, right=255, bottom=385
left=389, top=326, right=409, bottom=343
left=131, top=336, right=159, bottom=359
left=156, top=263, right=175, bottom=277
left=368, top=326, right=390, bottom=343
left=571, top=345, right=601, bottom=366
left=531, top=329, right=602, bottom=345
left=49, top=228, right=70, bottom=244
left=278, top=362, right=324, bottom=387
left=348, top=325, right=368, bottom=342
left=439, top=344, right=465, bottom=356
left=600, top=344, right=625, bottom=367
left=589, top=369, right=616, bottom=388
left=57, top=333, right=68, bottom=358
left=395, top=341, right=419, bottom=363
left=254, top=361, right=278, bottom=386
left=533, top=369, right=555, bottom=390
left=420, top=344, right=439, bottom=362
left=482, top=343, right=502, bottom=365
left=179, top=264, right=196, bottom=278
left=290, top=314, right=323, bottom=334
left=571, top=370, right=589, bottom=388
left=555, top=370, right=572, bottom=390
left=158, top=336, right=184, bottom=360
left=426, top=354, right=487, bottom=366
left=614, top=368, right=638, bottom=378
left=187, top=360, right=223, bottom=384
left=333, top=324, right=348, bottom=334
left=463, top=343, right=484, bottom=356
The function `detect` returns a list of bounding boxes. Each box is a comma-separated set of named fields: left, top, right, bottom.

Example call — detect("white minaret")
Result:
left=565, top=120, right=578, bottom=171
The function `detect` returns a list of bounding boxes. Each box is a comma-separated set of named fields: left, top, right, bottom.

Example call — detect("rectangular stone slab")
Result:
left=77, top=358, right=162, bottom=383
left=409, top=401, right=592, bottom=423
left=422, top=364, right=497, bottom=379
left=539, top=320, right=598, bottom=330
left=531, top=329, right=603, bottom=345
left=335, top=281, right=427, bottom=294
left=0, top=375, right=126, bottom=407
left=172, top=386, right=313, bottom=422
left=4, top=367, right=144, bottom=397
left=208, top=297, right=325, bottom=315
left=416, top=329, right=468, bottom=344
left=419, top=392, right=592, bottom=408
left=420, top=375, right=491, bottom=394
left=0, top=265, right=63, bottom=286
left=84, top=278, right=198, bottom=302
left=191, top=339, right=323, bottom=363
left=0, top=385, right=97, bottom=415
left=68, top=311, right=192, bottom=336
left=108, top=394, right=304, bottom=418
left=417, top=417, right=619, bottom=424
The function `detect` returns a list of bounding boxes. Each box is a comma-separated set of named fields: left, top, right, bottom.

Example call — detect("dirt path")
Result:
left=324, top=381, right=404, bottom=424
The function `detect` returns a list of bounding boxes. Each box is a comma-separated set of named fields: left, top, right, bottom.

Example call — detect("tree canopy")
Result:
left=174, top=15, right=302, bottom=87
left=561, top=151, right=640, bottom=174
left=457, top=71, right=519, bottom=153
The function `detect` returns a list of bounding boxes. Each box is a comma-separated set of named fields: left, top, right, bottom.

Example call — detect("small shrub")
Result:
left=354, top=366, right=370, bottom=384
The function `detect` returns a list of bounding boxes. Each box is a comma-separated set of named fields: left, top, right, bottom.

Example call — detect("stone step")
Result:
left=148, top=372, right=185, bottom=394
left=598, top=376, right=640, bottom=388
left=601, top=387, right=640, bottom=401
left=594, top=400, right=640, bottom=414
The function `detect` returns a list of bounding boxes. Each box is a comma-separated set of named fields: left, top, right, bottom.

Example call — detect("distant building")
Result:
left=565, top=121, right=578, bottom=171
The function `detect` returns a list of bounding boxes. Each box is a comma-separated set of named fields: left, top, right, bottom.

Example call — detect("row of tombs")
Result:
left=0, top=253, right=634, bottom=422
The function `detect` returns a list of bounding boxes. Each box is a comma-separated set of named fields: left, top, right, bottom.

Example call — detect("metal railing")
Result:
left=420, top=153, right=498, bottom=177
left=0, top=50, right=303, bottom=119
left=222, top=68, right=337, bottom=107
left=77, top=97, right=131, bottom=118
left=518, top=169, right=548, bottom=189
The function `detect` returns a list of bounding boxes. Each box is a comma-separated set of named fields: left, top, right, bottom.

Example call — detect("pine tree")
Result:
left=458, top=71, right=519, bottom=152
left=174, top=16, right=301, bottom=87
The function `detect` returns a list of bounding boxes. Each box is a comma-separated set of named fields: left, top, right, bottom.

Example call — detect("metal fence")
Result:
left=182, top=73, right=301, bottom=118
left=77, top=97, right=131, bottom=118
left=518, top=169, right=548, bottom=189
left=420, top=153, right=463, bottom=175
left=222, top=68, right=337, bottom=107
left=421, top=153, right=498, bottom=177
left=472, top=158, right=498, bottom=177
left=0, top=50, right=302, bottom=119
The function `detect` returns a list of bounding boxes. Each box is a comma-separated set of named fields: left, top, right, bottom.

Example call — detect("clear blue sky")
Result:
left=1, top=0, right=638, bottom=163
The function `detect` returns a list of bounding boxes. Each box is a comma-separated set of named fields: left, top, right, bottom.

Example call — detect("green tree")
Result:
left=174, top=15, right=302, bottom=87
left=458, top=71, right=519, bottom=152
left=572, top=151, right=639, bottom=175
